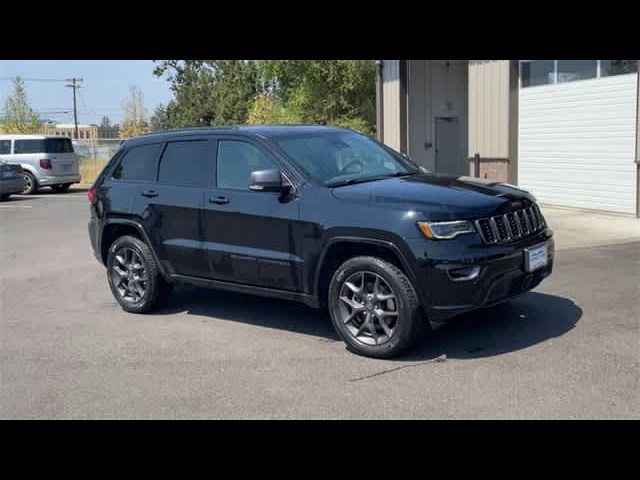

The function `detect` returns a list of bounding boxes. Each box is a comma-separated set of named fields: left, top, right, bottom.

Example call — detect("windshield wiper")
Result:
left=325, top=171, right=418, bottom=188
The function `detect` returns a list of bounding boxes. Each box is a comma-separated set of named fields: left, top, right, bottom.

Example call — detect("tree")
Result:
left=120, top=85, right=148, bottom=138
left=100, top=116, right=112, bottom=128
left=149, top=103, right=170, bottom=132
left=153, top=60, right=376, bottom=134
left=154, top=60, right=260, bottom=127
left=0, top=77, right=41, bottom=134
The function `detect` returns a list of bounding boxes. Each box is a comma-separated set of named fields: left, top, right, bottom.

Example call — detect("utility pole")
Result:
left=65, top=78, right=83, bottom=139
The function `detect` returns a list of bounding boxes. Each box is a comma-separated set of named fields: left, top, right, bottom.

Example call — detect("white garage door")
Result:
left=518, top=73, right=638, bottom=214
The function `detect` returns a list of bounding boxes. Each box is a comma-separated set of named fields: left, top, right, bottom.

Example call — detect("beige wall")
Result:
left=382, top=60, right=402, bottom=151
left=468, top=60, right=512, bottom=159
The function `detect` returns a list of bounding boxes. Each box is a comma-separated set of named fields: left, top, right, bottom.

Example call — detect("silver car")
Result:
left=0, top=135, right=81, bottom=194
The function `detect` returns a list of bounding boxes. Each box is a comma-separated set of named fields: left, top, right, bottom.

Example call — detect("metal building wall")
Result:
left=467, top=60, right=517, bottom=182
left=381, top=60, right=402, bottom=151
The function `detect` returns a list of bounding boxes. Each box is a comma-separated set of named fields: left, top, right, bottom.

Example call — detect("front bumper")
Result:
left=38, top=173, right=81, bottom=186
left=0, top=176, right=26, bottom=194
left=406, top=228, right=555, bottom=322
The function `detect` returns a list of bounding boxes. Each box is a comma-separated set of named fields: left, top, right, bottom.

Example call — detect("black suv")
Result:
left=88, top=125, right=554, bottom=358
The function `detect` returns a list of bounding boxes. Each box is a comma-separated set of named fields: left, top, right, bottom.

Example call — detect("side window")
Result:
left=111, top=143, right=161, bottom=182
left=13, top=140, right=44, bottom=154
left=0, top=140, right=11, bottom=155
left=217, top=140, right=276, bottom=190
left=158, top=140, right=213, bottom=188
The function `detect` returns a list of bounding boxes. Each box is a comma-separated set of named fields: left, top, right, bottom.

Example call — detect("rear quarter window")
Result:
left=13, top=139, right=45, bottom=154
left=111, top=143, right=162, bottom=182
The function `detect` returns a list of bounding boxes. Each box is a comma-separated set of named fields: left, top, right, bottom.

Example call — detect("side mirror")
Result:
left=249, top=169, right=288, bottom=193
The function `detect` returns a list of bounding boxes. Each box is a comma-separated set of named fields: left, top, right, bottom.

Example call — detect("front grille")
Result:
left=475, top=205, right=546, bottom=244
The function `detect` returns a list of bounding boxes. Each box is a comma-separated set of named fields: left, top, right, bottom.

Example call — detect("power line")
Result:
left=0, top=77, right=67, bottom=83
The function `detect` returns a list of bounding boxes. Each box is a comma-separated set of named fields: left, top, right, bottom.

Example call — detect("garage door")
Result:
left=518, top=73, right=638, bottom=214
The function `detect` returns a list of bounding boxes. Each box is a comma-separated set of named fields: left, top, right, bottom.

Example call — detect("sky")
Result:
left=0, top=60, right=173, bottom=125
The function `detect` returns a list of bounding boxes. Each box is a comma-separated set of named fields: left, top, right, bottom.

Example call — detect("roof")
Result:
left=125, top=124, right=351, bottom=145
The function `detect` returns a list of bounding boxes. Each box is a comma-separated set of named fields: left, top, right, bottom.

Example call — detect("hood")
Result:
left=330, top=173, right=536, bottom=220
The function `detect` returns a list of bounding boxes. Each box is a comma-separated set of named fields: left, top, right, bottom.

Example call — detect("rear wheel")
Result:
left=106, top=235, right=172, bottom=313
left=51, top=183, right=71, bottom=193
left=328, top=256, right=428, bottom=358
left=21, top=172, right=37, bottom=195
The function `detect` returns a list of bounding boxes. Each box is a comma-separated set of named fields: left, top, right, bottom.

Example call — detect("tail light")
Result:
left=39, top=159, right=52, bottom=169
left=88, top=187, right=97, bottom=203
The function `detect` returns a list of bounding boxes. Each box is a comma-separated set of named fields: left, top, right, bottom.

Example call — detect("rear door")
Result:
left=132, top=137, right=215, bottom=278
left=202, top=137, right=303, bottom=290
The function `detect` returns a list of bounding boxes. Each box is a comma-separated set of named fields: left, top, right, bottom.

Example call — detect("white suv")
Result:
left=0, top=135, right=81, bottom=194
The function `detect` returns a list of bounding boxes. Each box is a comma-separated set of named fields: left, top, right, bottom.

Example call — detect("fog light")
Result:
left=447, top=266, right=481, bottom=282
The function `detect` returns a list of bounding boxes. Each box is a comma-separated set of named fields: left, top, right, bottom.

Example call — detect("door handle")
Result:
left=141, top=190, right=158, bottom=198
left=209, top=196, right=230, bottom=205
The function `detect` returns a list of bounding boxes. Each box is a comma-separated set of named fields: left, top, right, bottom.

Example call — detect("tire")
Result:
left=21, top=172, right=37, bottom=195
left=328, top=256, right=428, bottom=358
left=51, top=183, right=71, bottom=193
left=106, top=235, right=172, bottom=314
left=0, top=193, right=10, bottom=201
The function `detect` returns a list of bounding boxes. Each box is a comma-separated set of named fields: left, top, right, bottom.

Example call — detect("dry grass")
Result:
left=79, top=160, right=108, bottom=186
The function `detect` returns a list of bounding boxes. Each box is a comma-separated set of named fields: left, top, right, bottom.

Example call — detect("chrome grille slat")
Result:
left=476, top=205, right=547, bottom=244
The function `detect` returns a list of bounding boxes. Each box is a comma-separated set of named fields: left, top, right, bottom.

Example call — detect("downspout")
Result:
left=636, top=60, right=640, bottom=218
left=399, top=60, right=408, bottom=154
left=375, top=60, right=384, bottom=142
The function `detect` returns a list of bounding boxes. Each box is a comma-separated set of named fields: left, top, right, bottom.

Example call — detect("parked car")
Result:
left=0, top=135, right=81, bottom=194
left=88, top=125, right=554, bottom=358
left=0, top=158, right=26, bottom=200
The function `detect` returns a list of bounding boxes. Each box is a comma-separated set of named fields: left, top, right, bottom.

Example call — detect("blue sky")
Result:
left=0, top=60, right=173, bottom=125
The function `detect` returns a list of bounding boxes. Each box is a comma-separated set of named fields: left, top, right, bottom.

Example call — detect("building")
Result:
left=377, top=60, right=640, bottom=216
left=41, top=123, right=98, bottom=141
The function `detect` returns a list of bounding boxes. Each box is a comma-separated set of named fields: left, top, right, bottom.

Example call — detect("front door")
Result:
left=202, top=138, right=302, bottom=291
left=435, top=117, right=464, bottom=176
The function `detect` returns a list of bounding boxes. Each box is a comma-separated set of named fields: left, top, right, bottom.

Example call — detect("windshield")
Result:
left=273, top=131, right=421, bottom=186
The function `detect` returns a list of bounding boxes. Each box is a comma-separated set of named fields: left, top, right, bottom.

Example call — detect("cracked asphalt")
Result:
left=1, top=189, right=638, bottom=419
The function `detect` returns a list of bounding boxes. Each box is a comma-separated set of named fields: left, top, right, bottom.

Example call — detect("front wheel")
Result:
left=106, top=235, right=172, bottom=313
left=328, top=256, right=428, bottom=358
left=22, top=172, right=37, bottom=195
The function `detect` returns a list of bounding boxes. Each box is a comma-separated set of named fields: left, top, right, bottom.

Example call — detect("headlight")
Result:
left=417, top=220, right=475, bottom=240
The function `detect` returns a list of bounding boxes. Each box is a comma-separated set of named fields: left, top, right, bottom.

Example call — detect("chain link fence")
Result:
left=73, top=139, right=122, bottom=184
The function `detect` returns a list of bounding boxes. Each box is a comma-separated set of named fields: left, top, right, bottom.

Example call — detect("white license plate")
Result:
left=525, top=243, right=548, bottom=272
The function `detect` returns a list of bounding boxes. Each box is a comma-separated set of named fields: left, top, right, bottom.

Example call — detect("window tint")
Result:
left=13, top=139, right=45, bottom=154
left=601, top=60, right=637, bottom=77
left=217, top=140, right=276, bottom=189
left=111, top=143, right=161, bottom=182
left=521, top=60, right=555, bottom=87
left=557, top=60, right=597, bottom=83
left=0, top=140, right=10, bottom=154
left=158, top=140, right=213, bottom=187
left=12, top=138, right=75, bottom=154
left=45, top=137, right=74, bottom=153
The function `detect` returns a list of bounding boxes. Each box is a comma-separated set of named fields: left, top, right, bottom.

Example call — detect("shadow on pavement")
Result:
left=158, top=286, right=581, bottom=360
left=405, top=292, right=582, bottom=361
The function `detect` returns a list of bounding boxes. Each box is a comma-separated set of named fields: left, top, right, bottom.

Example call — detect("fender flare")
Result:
left=101, top=218, right=172, bottom=282
left=312, top=235, right=418, bottom=299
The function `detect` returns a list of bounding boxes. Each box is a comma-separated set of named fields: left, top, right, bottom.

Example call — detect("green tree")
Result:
left=153, top=60, right=376, bottom=134
left=120, top=85, right=148, bottom=138
left=1, top=77, right=41, bottom=134
left=154, top=60, right=259, bottom=127
left=149, top=103, right=170, bottom=131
